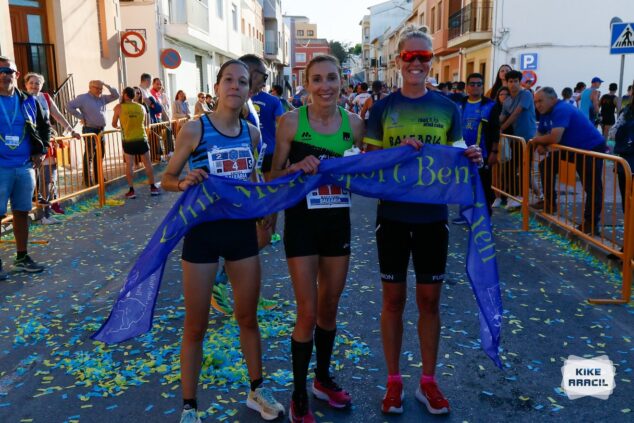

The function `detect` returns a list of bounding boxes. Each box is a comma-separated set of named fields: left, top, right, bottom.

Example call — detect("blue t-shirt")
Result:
left=251, top=92, right=284, bottom=156
left=460, top=98, right=495, bottom=157
left=538, top=100, right=605, bottom=150
left=0, top=93, right=33, bottom=167
left=365, top=89, right=463, bottom=224
left=502, top=89, right=536, bottom=140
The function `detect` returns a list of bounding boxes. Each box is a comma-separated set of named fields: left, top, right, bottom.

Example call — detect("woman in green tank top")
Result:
left=112, top=87, right=159, bottom=198
left=270, top=55, right=364, bottom=422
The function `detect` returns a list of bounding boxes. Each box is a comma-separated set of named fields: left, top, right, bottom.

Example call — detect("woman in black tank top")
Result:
left=270, top=55, right=364, bottom=422
left=161, top=60, right=284, bottom=422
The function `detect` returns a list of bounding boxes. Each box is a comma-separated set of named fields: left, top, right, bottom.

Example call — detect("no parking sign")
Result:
left=160, top=49, right=182, bottom=69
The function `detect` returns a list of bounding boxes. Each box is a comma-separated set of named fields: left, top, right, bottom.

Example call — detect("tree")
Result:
left=348, top=43, right=362, bottom=56
left=329, top=41, right=349, bottom=65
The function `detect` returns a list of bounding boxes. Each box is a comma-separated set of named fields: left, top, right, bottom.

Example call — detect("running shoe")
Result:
left=289, top=392, right=315, bottom=423
left=381, top=379, right=404, bottom=414
left=150, top=185, right=161, bottom=196
left=125, top=188, right=136, bottom=199
left=258, top=296, right=278, bottom=311
left=505, top=198, right=522, bottom=210
left=179, top=406, right=201, bottom=423
left=312, top=376, right=351, bottom=408
left=247, top=386, right=285, bottom=421
left=415, top=381, right=450, bottom=415
left=51, top=203, right=65, bottom=214
left=491, top=198, right=503, bottom=208
left=451, top=216, right=468, bottom=226
left=270, top=233, right=281, bottom=244
left=211, top=283, right=233, bottom=315
left=14, top=255, right=44, bottom=273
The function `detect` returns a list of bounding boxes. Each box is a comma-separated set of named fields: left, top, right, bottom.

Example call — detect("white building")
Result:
left=121, top=0, right=264, bottom=106
left=492, top=0, right=634, bottom=95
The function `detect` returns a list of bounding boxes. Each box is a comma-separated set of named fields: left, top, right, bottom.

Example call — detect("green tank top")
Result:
left=120, top=102, right=147, bottom=142
left=292, top=106, right=353, bottom=157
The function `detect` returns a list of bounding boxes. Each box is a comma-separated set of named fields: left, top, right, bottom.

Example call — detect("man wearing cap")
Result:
left=0, top=56, right=50, bottom=278
left=579, top=77, right=603, bottom=125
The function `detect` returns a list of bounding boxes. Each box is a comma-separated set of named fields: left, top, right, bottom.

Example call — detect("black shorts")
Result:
left=182, top=219, right=258, bottom=263
left=261, top=154, right=273, bottom=173
left=123, top=140, right=150, bottom=155
left=284, top=209, right=351, bottom=258
left=375, top=217, right=448, bottom=284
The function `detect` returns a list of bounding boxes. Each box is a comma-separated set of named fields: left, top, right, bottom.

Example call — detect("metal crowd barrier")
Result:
left=491, top=135, right=633, bottom=304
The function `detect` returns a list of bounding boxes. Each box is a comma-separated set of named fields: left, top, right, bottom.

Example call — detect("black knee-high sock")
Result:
left=291, top=337, right=313, bottom=398
left=314, top=325, right=336, bottom=381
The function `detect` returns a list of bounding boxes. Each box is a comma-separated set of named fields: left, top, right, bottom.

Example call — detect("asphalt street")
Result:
left=0, top=171, right=632, bottom=423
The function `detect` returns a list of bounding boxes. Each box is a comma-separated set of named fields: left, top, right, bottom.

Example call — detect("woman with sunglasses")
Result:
left=364, top=26, right=482, bottom=417
left=162, top=60, right=285, bottom=423
left=193, top=92, right=210, bottom=116
left=271, top=54, right=364, bottom=422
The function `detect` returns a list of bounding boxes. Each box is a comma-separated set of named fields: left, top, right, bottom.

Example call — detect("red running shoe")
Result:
left=125, top=188, right=136, bottom=199
left=416, top=381, right=450, bottom=414
left=381, top=380, right=404, bottom=414
left=51, top=203, right=65, bottom=214
left=289, top=392, right=315, bottom=423
left=312, top=377, right=351, bottom=408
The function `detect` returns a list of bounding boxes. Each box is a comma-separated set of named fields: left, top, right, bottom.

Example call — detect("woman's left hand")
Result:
left=464, top=145, right=484, bottom=165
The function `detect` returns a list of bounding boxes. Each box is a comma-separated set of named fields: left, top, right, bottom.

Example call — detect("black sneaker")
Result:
left=0, top=259, right=7, bottom=281
left=14, top=255, right=44, bottom=273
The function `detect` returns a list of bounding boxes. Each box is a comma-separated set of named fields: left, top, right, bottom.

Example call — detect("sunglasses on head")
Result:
left=0, top=67, right=17, bottom=75
left=399, top=50, right=433, bottom=63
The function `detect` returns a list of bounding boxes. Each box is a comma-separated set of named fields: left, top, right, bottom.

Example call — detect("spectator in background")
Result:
left=561, top=87, right=575, bottom=105
left=150, top=78, right=170, bottom=122
left=579, top=77, right=602, bottom=125
left=271, top=84, right=293, bottom=112
left=24, top=72, right=80, bottom=222
left=448, top=81, right=466, bottom=104
left=66, top=79, right=119, bottom=186
left=292, top=85, right=306, bottom=108
left=491, top=87, right=510, bottom=208
left=600, top=83, right=618, bottom=140
left=532, top=87, right=605, bottom=235
left=172, top=90, right=191, bottom=120
left=360, top=80, right=387, bottom=120
left=437, top=82, right=450, bottom=96
left=499, top=69, right=536, bottom=210
left=620, top=85, right=632, bottom=112
left=572, top=82, right=586, bottom=108
left=194, top=92, right=209, bottom=116
left=0, top=56, right=49, bottom=277
left=111, top=87, right=159, bottom=199
left=485, top=64, right=512, bottom=99
left=352, top=82, right=370, bottom=114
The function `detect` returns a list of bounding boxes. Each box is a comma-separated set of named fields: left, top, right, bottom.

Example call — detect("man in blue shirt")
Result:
left=0, top=56, right=50, bottom=278
left=454, top=73, right=500, bottom=223
left=531, top=87, right=606, bottom=234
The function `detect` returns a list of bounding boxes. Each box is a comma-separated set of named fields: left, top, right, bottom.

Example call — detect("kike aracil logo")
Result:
left=561, top=355, right=616, bottom=400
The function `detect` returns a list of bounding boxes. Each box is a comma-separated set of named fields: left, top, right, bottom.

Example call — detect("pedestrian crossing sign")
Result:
left=610, top=22, right=634, bottom=54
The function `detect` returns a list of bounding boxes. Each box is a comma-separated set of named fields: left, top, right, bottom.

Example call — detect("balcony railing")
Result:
left=13, top=42, right=58, bottom=91
left=448, top=1, right=492, bottom=41
left=169, top=0, right=209, bottom=33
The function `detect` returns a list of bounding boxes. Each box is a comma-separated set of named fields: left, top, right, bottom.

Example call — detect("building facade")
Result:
left=263, top=0, right=290, bottom=91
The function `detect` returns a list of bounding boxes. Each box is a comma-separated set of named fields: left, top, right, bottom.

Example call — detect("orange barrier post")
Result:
left=95, top=133, right=106, bottom=207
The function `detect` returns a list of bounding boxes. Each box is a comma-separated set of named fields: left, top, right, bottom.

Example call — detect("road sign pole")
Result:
left=618, top=54, right=625, bottom=98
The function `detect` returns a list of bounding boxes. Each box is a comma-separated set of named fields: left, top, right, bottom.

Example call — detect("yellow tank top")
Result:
left=120, top=102, right=147, bottom=142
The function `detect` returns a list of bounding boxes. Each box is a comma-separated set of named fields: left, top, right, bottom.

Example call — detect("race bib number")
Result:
left=3, top=135, right=20, bottom=148
left=306, top=185, right=351, bottom=209
left=208, top=145, right=254, bottom=181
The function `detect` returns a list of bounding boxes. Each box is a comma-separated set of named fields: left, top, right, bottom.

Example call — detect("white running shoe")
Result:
left=491, top=198, right=503, bottom=208
left=41, top=216, right=61, bottom=225
left=179, top=407, right=201, bottom=423
left=247, top=386, right=285, bottom=420
left=505, top=198, right=522, bottom=210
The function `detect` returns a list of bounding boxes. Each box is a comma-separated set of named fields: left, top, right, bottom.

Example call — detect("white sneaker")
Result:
left=41, top=216, right=61, bottom=225
left=179, top=407, right=201, bottom=423
left=505, top=198, right=522, bottom=210
left=247, top=386, right=285, bottom=420
left=491, top=198, right=503, bottom=208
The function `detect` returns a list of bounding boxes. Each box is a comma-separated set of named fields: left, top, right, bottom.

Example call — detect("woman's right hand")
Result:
left=287, top=155, right=320, bottom=175
left=178, top=168, right=208, bottom=191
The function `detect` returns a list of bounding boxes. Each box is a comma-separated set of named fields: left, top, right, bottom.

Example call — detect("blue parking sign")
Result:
left=610, top=23, right=634, bottom=55
left=519, top=53, right=538, bottom=70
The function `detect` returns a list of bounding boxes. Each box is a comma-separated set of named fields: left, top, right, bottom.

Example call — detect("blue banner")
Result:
left=92, top=145, right=503, bottom=368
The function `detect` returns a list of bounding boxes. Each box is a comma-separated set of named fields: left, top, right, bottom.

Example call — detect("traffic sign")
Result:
left=160, top=49, right=182, bottom=69
left=610, top=22, right=634, bottom=55
left=519, top=53, right=538, bottom=70
left=120, top=31, right=146, bottom=58
left=521, top=70, right=537, bottom=88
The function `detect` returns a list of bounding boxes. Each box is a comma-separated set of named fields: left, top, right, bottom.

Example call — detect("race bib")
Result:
left=3, top=135, right=20, bottom=148
left=306, top=185, right=351, bottom=209
left=208, top=145, right=254, bottom=181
